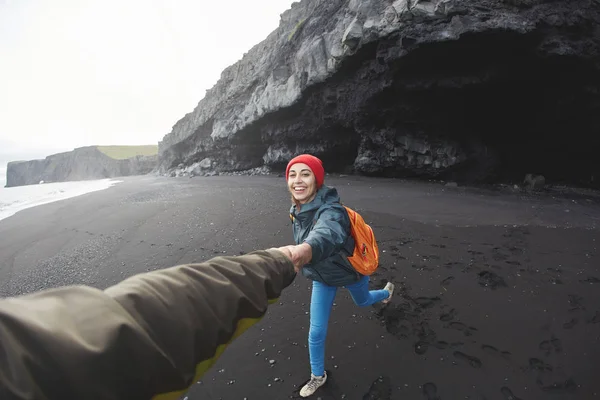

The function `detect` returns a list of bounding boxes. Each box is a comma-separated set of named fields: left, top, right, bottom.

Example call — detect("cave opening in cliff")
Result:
left=314, top=125, right=361, bottom=174
left=268, top=124, right=360, bottom=174
left=362, top=28, right=600, bottom=187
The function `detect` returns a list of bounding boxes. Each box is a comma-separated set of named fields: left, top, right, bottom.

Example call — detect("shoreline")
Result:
left=0, top=178, right=123, bottom=223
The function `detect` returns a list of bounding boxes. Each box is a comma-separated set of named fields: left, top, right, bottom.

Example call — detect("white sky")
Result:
left=0, top=0, right=296, bottom=158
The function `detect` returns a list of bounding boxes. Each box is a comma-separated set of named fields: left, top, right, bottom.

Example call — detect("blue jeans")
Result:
left=308, top=275, right=389, bottom=376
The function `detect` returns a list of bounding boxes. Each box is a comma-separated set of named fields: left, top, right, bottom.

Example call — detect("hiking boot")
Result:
left=299, top=372, right=327, bottom=397
left=383, top=281, right=395, bottom=304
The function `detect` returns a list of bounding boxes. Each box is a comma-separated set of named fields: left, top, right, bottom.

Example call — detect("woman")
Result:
left=283, top=154, right=394, bottom=398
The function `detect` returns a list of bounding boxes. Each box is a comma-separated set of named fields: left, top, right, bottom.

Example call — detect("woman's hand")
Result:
left=275, top=243, right=312, bottom=273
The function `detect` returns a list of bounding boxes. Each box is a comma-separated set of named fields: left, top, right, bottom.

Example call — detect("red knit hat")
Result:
left=285, top=154, right=325, bottom=188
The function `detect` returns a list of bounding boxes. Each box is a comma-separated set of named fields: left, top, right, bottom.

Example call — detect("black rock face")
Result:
left=158, top=0, right=600, bottom=188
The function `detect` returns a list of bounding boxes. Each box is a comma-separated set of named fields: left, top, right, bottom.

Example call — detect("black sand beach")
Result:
left=0, top=175, right=599, bottom=399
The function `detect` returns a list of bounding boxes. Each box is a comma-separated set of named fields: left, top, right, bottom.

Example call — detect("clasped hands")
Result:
left=274, top=242, right=312, bottom=273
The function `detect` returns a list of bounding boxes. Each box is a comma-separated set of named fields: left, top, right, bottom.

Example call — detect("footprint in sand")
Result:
left=581, top=276, right=600, bottom=284
left=441, top=276, right=455, bottom=287
left=422, top=382, right=441, bottom=400
left=551, top=336, right=562, bottom=351
left=433, top=341, right=448, bottom=349
left=379, top=309, right=411, bottom=338
left=587, top=311, right=600, bottom=324
left=482, top=344, right=511, bottom=359
left=500, top=386, right=523, bottom=400
left=478, top=271, right=507, bottom=290
left=414, top=297, right=441, bottom=308
left=529, top=358, right=553, bottom=371
left=415, top=341, right=429, bottom=355
left=563, top=318, right=578, bottom=329
left=439, top=308, right=457, bottom=322
left=413, top=264, right=434, bottom=272
left=539, top=336, right=562, bottom=355
left=447, top=322, right=478, bottom=336
left=432, top=341, right=463, bottom=350
left=363, top=376, right=392, bottom=400
left=568, top=294, right=585, bottom=311
left=529, top=355, right=576, bottom=394
left=493, top=253, right=509, bottom=261
left=467, top=250, right=484, bottom=256
left=444, top=262, right=462, bottom=269
left=539, top=378, right=578, bottom=394
left=453, top=351, right=482, bottom=368
left=506, top=245, right=524, bottom=254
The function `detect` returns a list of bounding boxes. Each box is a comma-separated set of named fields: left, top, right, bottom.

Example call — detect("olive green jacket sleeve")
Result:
left=0, top=249, right=296, bottom=400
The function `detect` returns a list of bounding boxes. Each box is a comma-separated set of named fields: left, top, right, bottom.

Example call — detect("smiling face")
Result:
left=287, top=162, right=318, bottom=205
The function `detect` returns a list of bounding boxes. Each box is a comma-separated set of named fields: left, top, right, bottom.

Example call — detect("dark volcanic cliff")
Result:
left=6, top=147, right=157, bottom=187
left=158, top=0, right=600, bottom=188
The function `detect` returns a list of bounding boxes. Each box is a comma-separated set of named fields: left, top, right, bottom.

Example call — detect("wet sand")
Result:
left=0, top=174, right=598, bottom=399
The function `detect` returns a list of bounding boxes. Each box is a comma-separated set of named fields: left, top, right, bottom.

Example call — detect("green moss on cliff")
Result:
left=96, top=145, right=158, bottom=160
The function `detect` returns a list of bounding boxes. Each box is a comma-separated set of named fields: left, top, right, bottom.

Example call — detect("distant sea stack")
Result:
left=5, top=145, right=157, bottom=187
left=157, top=0, right=600, bottom=188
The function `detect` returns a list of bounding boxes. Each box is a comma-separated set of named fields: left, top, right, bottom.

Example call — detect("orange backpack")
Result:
left=343, top=206, right=379, bottom=275
left=290, top=206, right=380, bottom=275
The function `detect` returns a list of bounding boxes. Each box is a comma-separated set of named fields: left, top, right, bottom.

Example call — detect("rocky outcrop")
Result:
left=158, top=0, right=600, bottom=188
left=6, top=146, right=157, bottom=187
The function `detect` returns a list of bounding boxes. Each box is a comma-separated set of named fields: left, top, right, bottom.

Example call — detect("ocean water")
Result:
left=0, top=167, right=122, bottom=222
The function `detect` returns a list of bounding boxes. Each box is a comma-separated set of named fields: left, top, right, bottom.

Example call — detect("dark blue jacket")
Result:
left=290, top=185, right=361, bottom=287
